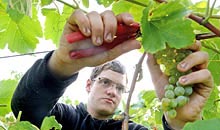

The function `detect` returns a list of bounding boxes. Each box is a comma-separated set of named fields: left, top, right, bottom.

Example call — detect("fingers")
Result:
left=178, top=69, right=214, bottom=89
left=116, top=13, right=135, bottom=25
left=177, top=51, right=209, bottom=72
left=67, top=9, right=91, bottom=36
left=87, top=11, right=104, bottom=45
left=101, top=10, right=117, bottom=43
left=65, top=10, right=136, bottom=46
left=186, top=40, right=202, bottom=51
left=177, top=50, right=211, bottom=87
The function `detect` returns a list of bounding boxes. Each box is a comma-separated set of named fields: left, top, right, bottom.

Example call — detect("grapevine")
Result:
left=154, top=46, right=193, bottom=118
left=0, top=0, right=220, bottom=130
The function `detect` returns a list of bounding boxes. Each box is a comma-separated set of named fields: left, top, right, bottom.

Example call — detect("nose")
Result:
left=106, top=84, right=118, bottom=96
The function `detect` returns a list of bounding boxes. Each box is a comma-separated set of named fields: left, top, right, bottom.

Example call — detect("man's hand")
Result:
left=147, top=41, right=214, bottom=129
left=48, top=10, right=141, bottom=79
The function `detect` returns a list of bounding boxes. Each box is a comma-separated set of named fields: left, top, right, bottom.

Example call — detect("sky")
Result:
left=0, top=0, right=219, bottom=104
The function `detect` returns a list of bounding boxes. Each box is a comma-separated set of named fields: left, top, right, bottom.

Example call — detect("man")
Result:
left=11, top=10, right=213, bottom=130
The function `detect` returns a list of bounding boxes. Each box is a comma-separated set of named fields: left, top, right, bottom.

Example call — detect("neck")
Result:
left=87, top=106, right=110, bottom=120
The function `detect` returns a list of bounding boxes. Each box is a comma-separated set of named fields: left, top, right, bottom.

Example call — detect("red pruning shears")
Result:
left=65, top=23, right=141, bottom=59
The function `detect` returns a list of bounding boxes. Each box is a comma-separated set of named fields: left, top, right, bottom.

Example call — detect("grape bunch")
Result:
left=154, top=47, right=193, bottom=119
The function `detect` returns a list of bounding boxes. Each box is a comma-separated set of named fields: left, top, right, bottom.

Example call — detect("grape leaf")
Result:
left=82, top=0, right=89, bottom=8
left=112, top=0, right=145, bottom=22
left=40, top=116, right=62, bottom=130
left=202, top=39, right=220, bottom=85
left=41, top=0, right=53, bottom=6
left=8, top=121, right=39, bottom=130
left=209, top=54, right=220, bottom=85
left=0, top=79, right=17, bottom=116
left=183, top=118, right=220, bottom=130
left=203, top=85, right=220, bottom=119
left=142, top=90, right=156, bottom=106
left=141, top=1, right=195, bottom=53
left=8, top=0, right=32, bottom=17
left=42, top=5, right=73, bottom=46
left=96, top=0, right=114, bottom=7
left=0, top=9, right=42, bottom=53
left=112, top=1, right=132, bottom=14
left=0, top=0, right=6, bottom=11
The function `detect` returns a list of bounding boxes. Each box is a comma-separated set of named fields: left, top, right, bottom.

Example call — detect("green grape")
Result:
left=165, top=84, right=174, bottom=91
left=162, top=98, right=171, bottom=107
left=174, top=86, right=185, bottom=96
left=165, top=90, right=175, bottom=99
left=175, top=71, right=182, bottom=77
left=167, top=109, right=177, bottom=119
left=161, top=98, right=171, bottom=111
left=184, top=86, right=193, bottom=96
left=176, top=96, right=188, bottom=107
left=156, top=47, right=193, bottom=114
left=176, top=81, right=181, bottom=86
left=170, top=99, right=178, bottom=108
left=169, top=68, right=177, bottom=76
left=169, top=76, right=178, bottom=85
left=175, top=52, right=186, bottom=62
left=164, top=68, right=171, bottom=76
left=156, top=58, right=163, bottom=64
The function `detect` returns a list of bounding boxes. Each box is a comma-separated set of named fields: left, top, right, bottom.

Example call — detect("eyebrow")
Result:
left=100, top=77, right=125, bottom=88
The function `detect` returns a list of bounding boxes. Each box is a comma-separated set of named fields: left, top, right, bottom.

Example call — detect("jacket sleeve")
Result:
left=11, top=51, right=78, bottom=127
left=162, top=115, right=173, bottom=130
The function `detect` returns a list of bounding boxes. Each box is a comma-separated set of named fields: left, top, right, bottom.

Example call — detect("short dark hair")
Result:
left=90, top=60, right=126, bottom=80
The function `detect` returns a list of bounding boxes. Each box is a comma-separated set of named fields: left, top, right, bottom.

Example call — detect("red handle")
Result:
left=66, top=23, right=140, bottom=59
left=69, top=34, right=137, bottom=59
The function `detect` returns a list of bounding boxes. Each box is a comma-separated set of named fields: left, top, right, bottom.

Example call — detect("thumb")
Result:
left=147, top=53, right=163, bottom=83
left=147, top=53, right=167, bottom=99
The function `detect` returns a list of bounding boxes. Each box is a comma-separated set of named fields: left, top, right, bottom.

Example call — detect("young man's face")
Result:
left=86, top=69, right=127, bottom=119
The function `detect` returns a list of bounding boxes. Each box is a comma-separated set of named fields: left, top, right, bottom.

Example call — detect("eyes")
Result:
left=95, top=77, right=126, bottom=94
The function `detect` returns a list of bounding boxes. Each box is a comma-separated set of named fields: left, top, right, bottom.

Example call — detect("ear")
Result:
left=86, top=79, right=92, bottom=93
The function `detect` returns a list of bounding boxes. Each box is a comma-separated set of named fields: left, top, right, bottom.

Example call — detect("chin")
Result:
left=98, top=107, right=115, bottom=116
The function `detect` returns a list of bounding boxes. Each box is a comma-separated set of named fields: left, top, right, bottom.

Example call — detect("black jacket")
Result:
left=11, top=52, right=171, bottom=130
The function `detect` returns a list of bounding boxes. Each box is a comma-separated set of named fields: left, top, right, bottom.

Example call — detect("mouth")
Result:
left=102, top=98, right=115, bottom=104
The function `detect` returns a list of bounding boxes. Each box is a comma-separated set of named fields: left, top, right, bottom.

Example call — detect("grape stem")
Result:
left=122, top=52, right=146, bottom=130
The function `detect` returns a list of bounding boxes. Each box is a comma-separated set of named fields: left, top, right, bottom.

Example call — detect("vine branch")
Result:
left=188, top=14, right=220, bottom=37
left=195, top=33, right=218, bottom=40
left=122, top=52, right=146, bottom=130
left=56, top=0, right=87, bottom=13
left=154, top=0, right=220, bottom=38
left=154, top=0, right=167, bottom=3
